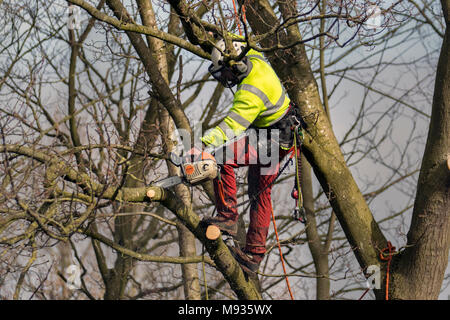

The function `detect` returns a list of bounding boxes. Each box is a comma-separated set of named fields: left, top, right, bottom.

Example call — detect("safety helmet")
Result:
left=210, top=39, right=246, bottom=69
left=208, top=38, right=249, bottom=88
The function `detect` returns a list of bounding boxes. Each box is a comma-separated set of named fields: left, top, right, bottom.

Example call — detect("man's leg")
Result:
left=213, top=164, right=238, bottom=222
left=244, top=163, right=278, bottom=255
left=205, top=136, right=257, bottom=236
left=243, top=148, right=290, bottom=262
left=219, top=139, right=291, bottom=273
left=228, top=147, right=289, bottom=273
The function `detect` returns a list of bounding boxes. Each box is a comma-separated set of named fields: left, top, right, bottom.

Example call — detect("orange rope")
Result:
left=271, top=207, right=295, bottom=300
left=359, top=241, right=396, bottom=300
left=379, top=241, right=395, bottom=300
left=231, top=0, right=242, bottom=35
left=231, top=0, right=247, bottom=36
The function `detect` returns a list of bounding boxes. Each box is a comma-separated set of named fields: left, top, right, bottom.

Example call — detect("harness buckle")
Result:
left=290, top=114, right=301, bottom=127
left=293, top=207, right=306, bottom=224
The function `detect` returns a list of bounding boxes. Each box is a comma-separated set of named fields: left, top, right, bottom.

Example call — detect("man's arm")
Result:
left=201, top=92, right=262, bottom=147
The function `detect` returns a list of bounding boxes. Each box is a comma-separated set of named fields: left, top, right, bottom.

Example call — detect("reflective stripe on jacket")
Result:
left=201, top=51, right=291, bottom=147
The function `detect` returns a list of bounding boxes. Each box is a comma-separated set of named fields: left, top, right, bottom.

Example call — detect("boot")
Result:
left=228, top=245, right=264, bottom=275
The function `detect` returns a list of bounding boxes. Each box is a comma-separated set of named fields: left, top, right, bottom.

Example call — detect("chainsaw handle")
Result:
left=169, top=152, right=183, bottom=166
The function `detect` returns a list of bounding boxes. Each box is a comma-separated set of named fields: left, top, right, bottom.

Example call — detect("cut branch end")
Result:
left=206, top=225, right=221, bottom=240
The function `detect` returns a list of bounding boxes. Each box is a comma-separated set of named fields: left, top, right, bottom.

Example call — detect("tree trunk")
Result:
left=137, top=0, right=201, bottom=300
left=390, top=4, right=450, bottom=299
left=301, top=157, right=331, bottom=299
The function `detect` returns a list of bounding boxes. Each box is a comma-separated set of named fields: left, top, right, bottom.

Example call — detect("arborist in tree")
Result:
left=189, top=36, right=304, bottom=275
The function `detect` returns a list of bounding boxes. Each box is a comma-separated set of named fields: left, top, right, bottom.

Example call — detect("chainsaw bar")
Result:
left=153, top=175, right=184, bottom=188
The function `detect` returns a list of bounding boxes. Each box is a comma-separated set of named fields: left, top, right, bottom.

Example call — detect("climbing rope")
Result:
left=379, top=241, right=396, bottom=300
left=231, top=0, right=243, bottom=35
left=271, top=206, right=295, bottom=300
left=231, top=0, right=247, bottom=36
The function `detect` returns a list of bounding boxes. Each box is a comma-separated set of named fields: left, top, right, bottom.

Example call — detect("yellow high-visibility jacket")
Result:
left=201, top=50, right=291, bottom=147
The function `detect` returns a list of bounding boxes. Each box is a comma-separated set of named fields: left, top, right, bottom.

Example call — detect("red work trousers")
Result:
left=213, top=135, right=290, bottom=255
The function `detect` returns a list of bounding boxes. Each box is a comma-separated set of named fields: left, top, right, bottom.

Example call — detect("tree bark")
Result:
left=390, top=2, right=450, bottom=299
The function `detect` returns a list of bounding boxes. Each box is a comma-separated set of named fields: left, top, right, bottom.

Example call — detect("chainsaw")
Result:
left=153, top=151, right=218, bottom=188
left=153, top=130, right=284, bottom=189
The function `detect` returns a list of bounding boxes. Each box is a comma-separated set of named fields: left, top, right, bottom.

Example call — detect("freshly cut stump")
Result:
left=146, top=189, right=156, bottom=199
left=206, top=225, right=221, bottom=240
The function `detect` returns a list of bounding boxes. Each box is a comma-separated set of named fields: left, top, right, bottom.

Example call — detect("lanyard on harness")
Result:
left=291, top=124, right=306, bottom=224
